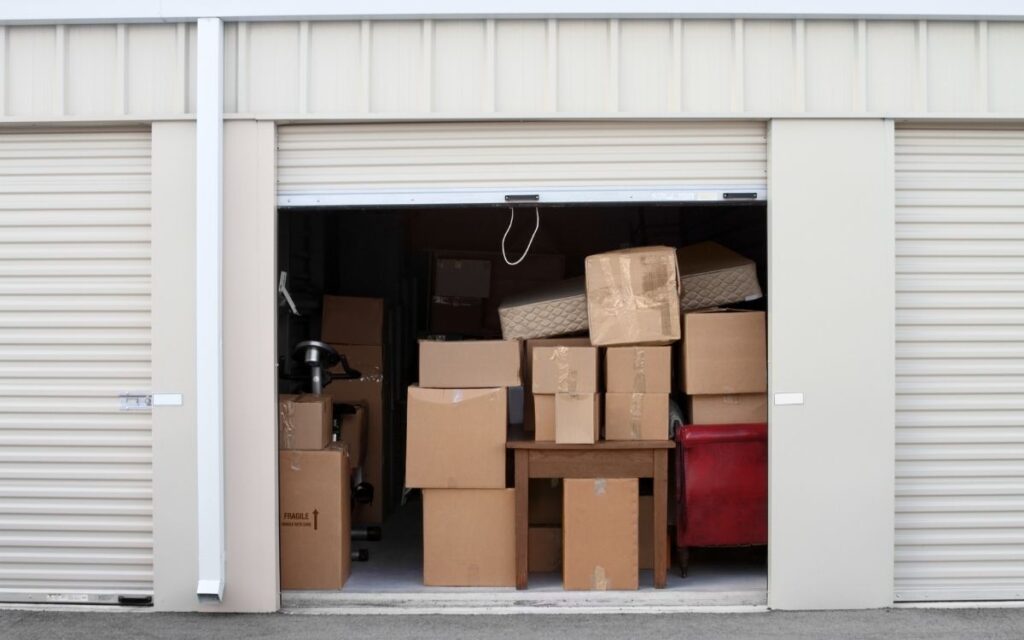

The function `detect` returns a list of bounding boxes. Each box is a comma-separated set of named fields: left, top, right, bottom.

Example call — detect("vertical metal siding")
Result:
left=895, top=125, right=1024, bottom=602
left=0, top=129, right=152, bottom=601
left=276, top=121, right=767, bottom=197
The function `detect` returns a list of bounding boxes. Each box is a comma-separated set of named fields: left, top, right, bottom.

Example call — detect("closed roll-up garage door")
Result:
left=895, top=125, right=1024, bottom=602
left=277, top=121, right=767, bottom=205
left=0, top=129, right=153, bottom=603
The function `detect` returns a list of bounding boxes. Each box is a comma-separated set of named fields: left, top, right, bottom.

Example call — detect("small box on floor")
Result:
left=605, top=346, right=672, bottom=394
left=533, top=394, right=555, bottom=441
left=532, top=346, right=599, bottom=394
left=422, top=489, right=515, bottom=587
left=555, top=393, right=600, bottom=444
left=563, top=478, right=639, bottom=591
left=585, top=246, right=681, bottom=346
left=418, top=339, right=521, bottom=388
left=279, top=447, right=351, bottom=590
left=405, top=386, right=508, bottom=489
left=529, top=527, right=563, bottom=573
left=688, top=393, right=768, bottom=425
left=278, top=394, right=332, bottom=451
left=604, top=393, right=670, bottom=441
left=337, top=403, right=367, bottom=468
left=681, top=309, right=767, bottom=395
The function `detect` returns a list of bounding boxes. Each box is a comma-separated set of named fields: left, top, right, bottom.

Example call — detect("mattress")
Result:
left=677, top=242, right=763, bottom=311
left=498, top=277, right=588, bottom=340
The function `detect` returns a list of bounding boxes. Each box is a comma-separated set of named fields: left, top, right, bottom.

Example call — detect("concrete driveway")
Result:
left=4, top=607, right=1024, bottom=640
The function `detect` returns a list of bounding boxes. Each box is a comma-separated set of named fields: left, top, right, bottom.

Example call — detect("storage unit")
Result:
left=894, top=125, right=1024, bottom=602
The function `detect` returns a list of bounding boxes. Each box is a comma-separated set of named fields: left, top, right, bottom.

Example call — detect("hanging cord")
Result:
left=501, top=205, right=540, bottom=266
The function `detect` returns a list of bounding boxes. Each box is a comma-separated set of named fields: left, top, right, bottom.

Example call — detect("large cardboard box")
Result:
left=422, top=489, right=515, bottom=587
left=604, top=393, right=670, bottom=441
left=405, top=386, right=507, bottom=489
left=278, top=394, right=332, bottom=451
left=498, top=277, right=589, bottom=340
left=524, top=337, right=590, bottom=431
left=529, top=478, right=562, bottom=525
left=585, top=246, right=681, bottom=346
left=677, top=241, right=763, bottom=311
left=279, top=447, right=351, bottom=590
left=418, top=340, right=521, bottom=388
left=533, top=394, right=556, bottom=441
left=532, top=346, right=599, bottom=394
left=435, top=258, right=491, bottom=298
left=563, top=478, right=639, bottom=590
left=688, top=393, right=768, bottom=425
left=338, top=404, right=367, bottom=467
left=321, top=296, right=384, bottom=345
left=605, top=346, right=672, bottom=394
left=555, top=393, right=600, bottom=444
left=326, top=344, right=385, bottom=525
left=638, top=495, right=670, bottom=571
left=681, top=309, right=767, bottom=394
left=529, top=527, right=563, bottom=573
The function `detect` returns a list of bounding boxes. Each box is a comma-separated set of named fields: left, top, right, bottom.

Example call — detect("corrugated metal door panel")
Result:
left=895, top=124, right=1024, bottom=602
left=276, top=121, right=767, bottom=194
left=0, top=128, right=152, bottom=602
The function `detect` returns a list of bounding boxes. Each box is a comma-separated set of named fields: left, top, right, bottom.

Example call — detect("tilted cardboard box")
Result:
left=585, top=246, right=681, bottom=346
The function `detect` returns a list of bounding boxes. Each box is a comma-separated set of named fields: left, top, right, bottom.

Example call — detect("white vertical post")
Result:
left=195, top=16, right=225, bottom=603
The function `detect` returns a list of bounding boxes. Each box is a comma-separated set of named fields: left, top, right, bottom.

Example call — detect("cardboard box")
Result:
left=677, top=241, right=763, bottom=311
left=405, top=386, right=507, bottom=489
left=555, top=393, right=600, bottom=444
left=585, top=246, right=681, bottom=346
left=418, top=340, right=522, bottom=388
left=605, top=346, right=672, bottom=394
left=422, top=489, right=515, bottom=587
left=638, top=495, right=670, bottom=571
left=532, top=346, right=599, bottom=394
left=430, top=296, right=484, bottom=336
left=563, top=478, right=639, bottom=590
left=337, top=403, right=367, bottom=467
left=688, top=393, right=768, bottom=425
left=524, top=337, right=590, bottom=431
left=498, top=277, right=589, bottom=341
left=604, top=393, right=670, bottom=441
left=681, top=309, right=767, bottom=394
left=435, top=258, right=491, bottom=298
left=279, top=447, right=351, bottom=590
left=529, top=527, right=563, bottom=573
left=326, top=344, right=385, bottom=525
left=533, top=394, right=556, bottom=441
left=278, top=394, right=332, bottom=451
left=529, top=478, right=562, bottom=525
left=321, top=296, right=384, bottom=345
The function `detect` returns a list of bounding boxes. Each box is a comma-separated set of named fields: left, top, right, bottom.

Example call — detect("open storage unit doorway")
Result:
left=273, top=121, right=770, bottom=610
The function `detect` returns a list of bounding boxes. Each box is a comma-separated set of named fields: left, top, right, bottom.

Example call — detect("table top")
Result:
left=506, top=439, right=675, bottom=451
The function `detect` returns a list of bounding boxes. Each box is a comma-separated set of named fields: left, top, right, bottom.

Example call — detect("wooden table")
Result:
left=507, top=439, right=676, bottom=590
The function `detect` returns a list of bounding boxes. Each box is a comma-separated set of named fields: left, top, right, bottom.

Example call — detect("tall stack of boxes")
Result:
left=532, top=345, right=600, bottom=444
left=405, top=340, right=521, bottom=586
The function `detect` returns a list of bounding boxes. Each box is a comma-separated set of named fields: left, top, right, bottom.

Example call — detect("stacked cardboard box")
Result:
left=321, top=295, right=387, bottom=525
left=532, top=345, right=600, bottom=444
left=406, top=339, right=521, bottom=586
left=681, top=309, right=768, bottom=424
left=277, top=394, right=352, bottom=590
left=604, top=346, right=672, bottom=441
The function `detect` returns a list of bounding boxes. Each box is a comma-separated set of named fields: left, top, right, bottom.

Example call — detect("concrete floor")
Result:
left=5, top=608, right=1024, bottom=640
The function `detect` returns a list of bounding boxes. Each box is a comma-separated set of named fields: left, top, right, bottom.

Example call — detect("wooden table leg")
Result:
left=653, top=448, right=668, bottom=589
left=515, top=449, right=529, bottom=590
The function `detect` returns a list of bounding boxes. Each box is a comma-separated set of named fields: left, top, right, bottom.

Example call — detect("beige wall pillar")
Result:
left=767, top=119, right=896, bottom=609
left=151, top=120, right=279, bottom=612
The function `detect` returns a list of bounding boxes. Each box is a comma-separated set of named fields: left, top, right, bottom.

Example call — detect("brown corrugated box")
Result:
left=529, top=478, right=562, bottom=525
left=533, top=394, right=555, bottom=441
left=677, top=241, right=763, bottom=311
left=605, top=346, right=672, bottom=394
left=584, top=246, right=681, bottom=346
left=638, top=495, right=670, bottom=571
left=278, top=394, right=332, bottom=451
left=555, top=393, right=601, bottom=444
left=604, top=393, right=670, bottom=441
left=418, top=340, right=521, bottom=388
left=338, top=404, right=367, bottom=468
left=563, top=478, right=639, bottom=590
left=279, top=446, right=351, bottom=590
left=326, top=344, right=385, bottom=525
left=681, top=309, right=767, bottom=394
left=524, top=337, right=590, bottom=431
left=405, top=386, right=507, bottom=489
left=321, top=296, right=384, bottom=345
left=422, top=489, right=515, bottom=587
left=688, top=393, right=768, bottom=425
left=529, top=527, right=563, bottom=573
left=435, top=258, right=491, bottom=298
left=532, top=346, right=599, bottom=394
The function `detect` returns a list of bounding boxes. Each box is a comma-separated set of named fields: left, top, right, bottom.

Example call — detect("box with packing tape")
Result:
left=585, top=246, right=681, bottom=346
left=524, top=337, right=590, bottom=433
left=605, top=346, right=672, bottom=394
left=604, top=393, right=670, bottom=441
left=563, top=478, right=639, bottom=591
left=278, top=394, right=332, bottom=451
left=532, top=346, right=599, bottom=394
